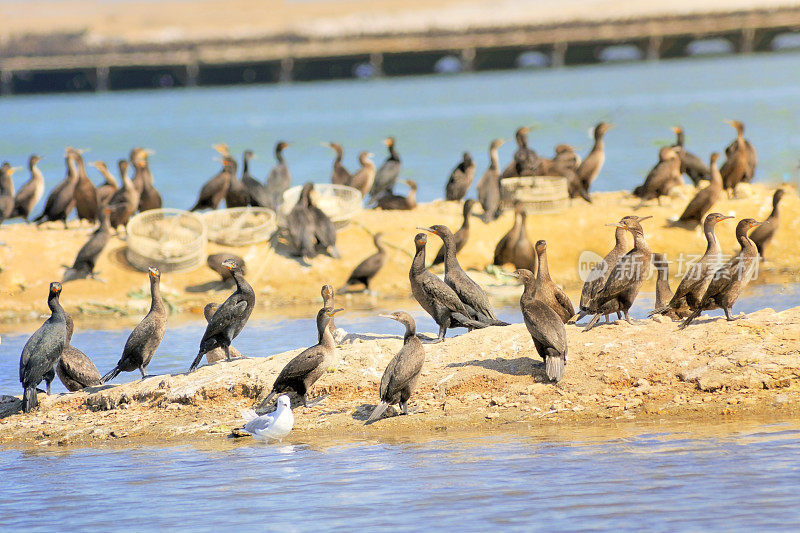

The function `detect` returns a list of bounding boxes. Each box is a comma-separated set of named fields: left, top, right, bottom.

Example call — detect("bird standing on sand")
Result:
left=366, top=311, right=425, bottom=424
left=19, top=282, right=67, bottom=413
left=749, top=189, right=785, bottom=260
left=56, top=314, right=102, bottom=391
left=678, top=153, right=723, bottom=226
left=409, top=233, right=487, bottom=342
left=259, top=307, right=342, bottom=408
left=493, top=203, right=536, bottom=272
left=680, top=218, right=763, bottom=328
left=241, top=395, right=294, bottom=441
left=240, top=150, right=269, bottom=207
left=63, top=206, right=112, bottom=282
left=532, top=240, right=574, bottom=323
left=340, top=232, right=387, bottom=293
left=576, top=122, right=611, bottom=198
left=671, top=126, right=710, bottom=185
left=190, top=157, right=234, bottom=211
left=0, top=162, right=18, bottom=225
left=203, top=304, right=244, bottom=364
left=476, top=139, right=505, bottom=222
left=445, top=152, right=476, bottom=202
left=512, top=269, right=568, bottom=382
left=501, top=127, right=539, bottom=179
left=190, top=259, right=254, bottom=371
left=107, top=160, right=140, bottom=230
left=349, top=151, right=375, bottom=198
left=651, top=213, right=732, bottom=319
left=287, top=182, right=340, bottom=259
left=369, top=136, right=401, bottom=201
left=71, top=149, right=99, bottom=224
left=225, top=160, right=249, bottom=208
left=133, top=148, right=162, bottom=212
left=103, top=267, right=167, bottom=381
left=375, top=179, right=417, bottom=210
left=325, top=142, right=352, bottom=186
left=265, top=141, right=291, bottom=209
left=34, top=150, right=78, bottom=228
left=633, top=146, right=683, bottom=205
left=10, top=155, right=45, bottom=222
left=651, top=253, right=684, bottom=320
left=90, top=160, right=119, bottom=209
left=721, top=120, right=757, bottom=194
left=431, top=199, right=475, bottom=267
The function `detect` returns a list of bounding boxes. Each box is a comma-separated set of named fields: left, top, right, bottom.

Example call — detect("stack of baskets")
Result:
left=500, top=176, right=569, bottom=213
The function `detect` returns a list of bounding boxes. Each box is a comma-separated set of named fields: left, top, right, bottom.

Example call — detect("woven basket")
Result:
left=202, top=207, right=277, bottom=246
left=500, top=176, right=569, bottom=213
left=278, top=183, right=362, bottom=229
left=126, top=209, right=206, bottom=272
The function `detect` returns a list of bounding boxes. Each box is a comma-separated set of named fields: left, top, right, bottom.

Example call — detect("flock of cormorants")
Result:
left=10, top=119, right=788, bottom=426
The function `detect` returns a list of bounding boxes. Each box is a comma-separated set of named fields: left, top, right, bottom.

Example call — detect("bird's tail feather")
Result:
left=241, top=409, right=258, bottom=422
left=451, top=313, right=488, bottom=330
left=648, top=306, right=670, bottom=318
left=22, top=386, right=38, bottom=413
left=101, top=366, right=121, bottom=383
left=366, top=401, right=390, bottom=424
left=545, top=356, right=566, bottom=382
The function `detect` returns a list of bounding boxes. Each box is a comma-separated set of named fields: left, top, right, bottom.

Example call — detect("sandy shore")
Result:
left=0, top=304, right=798, bottom=449
left=0, top=183, right=796, bottom=332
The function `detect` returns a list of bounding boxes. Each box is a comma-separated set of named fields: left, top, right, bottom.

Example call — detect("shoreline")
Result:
left=1, top=306, right=798, bottom=450
left=0, top=184, right=797, bottom=333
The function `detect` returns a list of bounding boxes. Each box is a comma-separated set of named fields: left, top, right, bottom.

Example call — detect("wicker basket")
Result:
left=126, top=209, right=206, bottom=272
left=500, top=176, right=569, bottom=213
left=202, top=207, right=277, bottom=246
left=278, top=183, right=362, bottom=229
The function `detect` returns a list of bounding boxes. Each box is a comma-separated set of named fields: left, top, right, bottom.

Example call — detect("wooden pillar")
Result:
left=460, top=48, right=476, bottom=71
left=369, top=52, right=384, bottom=76
left=96, top=66, right=110, bottom=92
left=647, top=35, right=663, bottom=61
left=552, top=42, right=567, bottom=68
left=740, top=28, right=755, bottom=54
left=279, top=57, right=294, bottom=83
left=186, top=63, right=199, bottom=87
left=0, top=70, right=12, bottom=95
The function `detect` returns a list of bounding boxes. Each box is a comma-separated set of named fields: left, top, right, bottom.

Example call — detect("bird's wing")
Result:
left=553, top=288, right=575, bottom=316
left=241, top=408, right=259, bottom=423
left=204, top=299, right=248, bottom=339
left=379, top=341, right=425, bottom=399
left=418, top=272, right=469, bottom=316
left=59, top=346, right=102, bottom=386
left=523, top=303, right=566, bottom=353
left=348, top=253, right=384, bottom=282
left=244, top=412, right=275, bottom=434
left=311, top=207, right=337, bottom=248
left=276, top=347, right=325, bottom=382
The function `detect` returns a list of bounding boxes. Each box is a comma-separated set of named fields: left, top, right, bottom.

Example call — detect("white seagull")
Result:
left=241, top=394, right=294, bottom=441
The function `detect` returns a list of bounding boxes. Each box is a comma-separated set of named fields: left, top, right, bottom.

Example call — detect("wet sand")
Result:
left=1, top=183, right=797, bottom=331
left=1, top=305, right=798, bottom=449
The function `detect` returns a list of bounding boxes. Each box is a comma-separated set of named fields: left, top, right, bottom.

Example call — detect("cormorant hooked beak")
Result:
left=749, top=221, right=764, bottom=228
left=416, top=226, right=437, bottom=236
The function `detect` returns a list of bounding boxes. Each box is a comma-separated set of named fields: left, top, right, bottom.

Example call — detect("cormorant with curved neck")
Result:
left=340, top=232, right=387, bottom=293
left=512, top=269, right=567, bottom=382
left=672, top=126, right=710, bottom=185
left=583, top=217, right=652, bottom=330
left=0, top=162, right=18, bottom=225
left=652, top=213, right=733, bottom=319
left=190, top=259, right=255, bottom=371
left=19, top=282, right=67, bottom=413
left=265, top=141, right=291, bottom=209
left=71, top=148, right=99, bottom=223
left=375, top=179, right=417, bottom=210
left=349, top=151, right=375, bottom=197
left=33, top=149, right=78, bottom=228
left=432, top=199, right=474, bottom=267
left=224, top=157, right=248, bottom=208
left=445, top=152, right=475, bottom=202
left=102, top=267, right=167, bottom=381
left=576, top=122, right=611, bottom=197
left=240, top=150, right=269, bottom=207
left=720, top=120, right=757, bottom=196
left=191, top=156, right=235, bottom=211
left=107, top=159, right=140, bottom=230
left=369, top=136, right=401, bottom=201
left=678, top=153, right=723, bottom=226
left=493, top=204, right=535, bottom=272
left=652, top=253, right=684, bottom=320
left=409, top=232, right=488, bottom=342
left=501, top=127, right=539, bottom=179
left=680, top=218, right=763, bottom=328
left=90, top=160, right=118, bottom=208
left=56, top=314, right=102, bottom=391
left=633, top=146, right=683, bottom=205
left=10, top=155, right=44, bottom=221
left=259, top=307, right=342, bottom=408
left=366, top=311, right=425, bottom=423
left=476, top=139, right=505, bottom=222
left=63, top=207, right=112, bottom=282
left=325, top=142, right=352, bottom=186
left=134, top=148, right=162, bottom=212
left=532, top=240, right=574, bottom=323
left=421, top=224, right=506, bottom=326
left=749, top=188, right=785, bottom=260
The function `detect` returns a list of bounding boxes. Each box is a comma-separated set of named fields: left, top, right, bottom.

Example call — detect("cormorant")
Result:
left=366, top=311, right=425, bottom=423
left=325, top=142, right=352, bottom=186
left=576, top=122, right=611, bottom=197
left=680, top=218, right=763, bottom=328
left=286, top=182, right=340, bottom=259
left=265, top=141, right=291, bottom=209
left=207, top=253, right=247, bottom=282
left=512, top=269, right=568, bottom=382
left=189, top=259, right=254, bottom=371
left=221, top=154, right=247, bottom=208
left=90, top=160, right=118, bottom=208
left=549, top=144, right=590, bottom=203
left=0, top=162, right=18, bottom=225
left=633, top=146, right=682, bottom=205
left=493, top=204, right=536, bottom=272
left=375, top=179, right=417, bottom=210
left=431, top=199, right=474, bottom=267
left=369, top=136, right=401, bottom=201
left=749, top=188, right=785, bottom=260
left=532, top=240, right=574, bottom=323
left=259, top=307, right=342, bottom=408
left=652, top=253, right=684, bottom=320
left=349, top=151, right=375, bottom=198
left=339, top=232, right=387, bottom=293
left=71, top=148, right=99, bottom=223
left=102, top=267, right=167, bottom=381
left=203, top=303, right=244, bottom=364
left=678, top=152, right=723, bottom=226
left=33, top=150, right=78, bottom=228
left=10, top=155, right=45, bottom=221
left=190, top=157, right=234, bottom=211
left=56, top=314, right=102, bottom=391
left=672, top=126, right=710, bottom=185
left=63, top=206, right=112, bottom=282
left=19, top=282, right=67, bottom=413
left=721, top=120, right=757, bottom=191
left=445, top=152, right=476, bottom=202
left=501, top=127, right=539, bottom=179
left=476, top=139, right=505, bottom=222
left=134, top=148, right=162, bottom=212
left=106, top=159, right=140, bottom=230
left=239, top=150, right=269, bottom=207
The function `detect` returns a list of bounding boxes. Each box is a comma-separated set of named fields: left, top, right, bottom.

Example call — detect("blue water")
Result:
left=0, top=52, right=799, bottom=211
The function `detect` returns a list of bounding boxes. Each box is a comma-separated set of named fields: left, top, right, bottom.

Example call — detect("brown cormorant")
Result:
left=493, top=204, right=536, bottom=272
left=445, top=152, right=475, bottom=201
left=240, top=150, right=270, bottom=207
left=512, top=269, right=568, bottom=382
left=532, top=240, right=574, bottom=323
left=476, top=139, right=505, bottom=222
left=33, top=150, right=78, bottom=228
left=672, top=126, right=710, bottom=185
left=190, top=157, right=234, bottom=211
left=431, top=199, right=474, bottom=267
left=633, top=146, right=682, bottom=205
left=721, top=120, right=757, bottom=191
left=107, top=159, right=140, bottom=230
left=19, top=282, right=67, bottom=413
left=325, top=142, right=352, bottom=186
left=366, top=311, right=425, bottom=423
left=56, top=314, right=102, bottom=391
left=71, top=149, right=99, bottom=223
left=207, top=252, right=247, bottom=281
left=10, top=155, right=44, bottom=221
left=652, top=253, right=684, bottom=320
left=549, top=144, right=590, bottom=203
left=63, top=207, right=112, bottom=282
left=134, top=148, right=162, bottom=212
left=501, top=127, right=539, bottom=179
left=0, top=162, right=18, bottom=225
left=339, top=232, right=387, bottom=293
left=369, top=136, right=401, bottom=201
left=576, top=122, right=611, bottom=197
left=375, top=179, right=417, bottom=210
left=749, top=188, right=785, bottom=260
left=190, top=258, right=255, bottom=371
left=102, top=267, right=167, bottom=381
left=259, top=307, right=342, bottom=408
left=349, top=151, right=375, bottom=198
left=90, top=160, right=118, bottom=208
left=203, top=303, right=244, bottom=364
left=680, top=218, right=763, bottom=328
left=409, top=232, right=488, bottom=342
left=287, top=182, right=340, bottom=259
left=678, top=152, right=723, bottom=226
left=221, top=155, right=247, bottom=208
left=265, top=141, right=291, bottom=209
